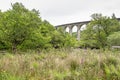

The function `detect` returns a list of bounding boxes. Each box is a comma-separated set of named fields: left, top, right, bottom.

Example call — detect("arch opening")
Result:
left=80, top=24, right=87, bottom=31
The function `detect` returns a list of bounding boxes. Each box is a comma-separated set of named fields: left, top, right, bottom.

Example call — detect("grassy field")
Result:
left=0, top=49, right=120, bottom=80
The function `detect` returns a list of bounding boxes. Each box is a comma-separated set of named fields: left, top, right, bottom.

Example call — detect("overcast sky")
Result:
left=0, top=0, right=120, bottom=26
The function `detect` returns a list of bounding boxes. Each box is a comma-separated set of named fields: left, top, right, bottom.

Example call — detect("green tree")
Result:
left=0, top=10, right=9, bottom=49
left=107, top=31, right=120, bottom=46
left=80, top=13, right=120, bottom=48
left=111, top=13, right=116, bottom=19
left=0, top=2, right=77, bottom=52
left=0, top=3, right=41, bottom=53
left=51, top=27, right=77, bottom=48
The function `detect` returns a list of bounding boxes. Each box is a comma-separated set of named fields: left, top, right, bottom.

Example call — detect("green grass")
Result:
left=0, top=49, right=120, bottom=80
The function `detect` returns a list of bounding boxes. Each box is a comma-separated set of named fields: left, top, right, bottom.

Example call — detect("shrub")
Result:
left=107, top=31, right=120, bottom=46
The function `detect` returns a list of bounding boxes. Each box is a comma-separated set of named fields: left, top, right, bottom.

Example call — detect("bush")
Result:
left=107, top=31, right=120, bottom=46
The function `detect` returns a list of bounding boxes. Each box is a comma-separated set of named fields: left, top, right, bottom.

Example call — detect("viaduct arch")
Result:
left=55, top=18, right=120, bottom=41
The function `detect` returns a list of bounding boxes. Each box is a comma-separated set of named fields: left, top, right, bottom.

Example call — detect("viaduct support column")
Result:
left=77, top=24, right=82, bottom=41
left=69, top=25, right=73, bottom=36
left=63, top=26, right=67, bottom=34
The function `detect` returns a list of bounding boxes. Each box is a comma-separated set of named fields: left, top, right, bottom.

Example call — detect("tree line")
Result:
left=0, top=2, right=120, bottom=53
left=0, top=2, right=76, bottom=53
left=80, top=13, right=120, bottom=49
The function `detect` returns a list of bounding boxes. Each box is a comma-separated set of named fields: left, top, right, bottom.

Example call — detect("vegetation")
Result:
left=107, top=31, right=120, bottom=46
left=0, top=2, right=76, bottom=52
left=0, top=3, right=120, bottom=50
left=0, top=2, right=120, bottom=80
left=0, top=49, right=120, bottom=80
left=80, top=13, right=120, bottom=49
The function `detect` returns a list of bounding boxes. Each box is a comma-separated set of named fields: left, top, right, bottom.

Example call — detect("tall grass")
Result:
left=0, top=49, right=120, bottom=80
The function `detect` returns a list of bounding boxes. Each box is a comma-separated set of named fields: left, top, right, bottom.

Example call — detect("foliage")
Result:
left=107, top=31, right=120, bottom=46
left=0, top=2, right=76, bottom=52
left=51, top=27, right=77, bottom=48
left=0, top=49, right=120, bottom=80
left=1, top=3, right=120, bottom=51
left=80, top=13, right=120, bottom=48
left=19, top=20, right=55, bottom=50
left=0, top=3, right=42, bottom=52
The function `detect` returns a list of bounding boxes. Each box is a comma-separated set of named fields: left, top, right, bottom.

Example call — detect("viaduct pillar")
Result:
left=68, top=25, right=73, bottom=36
left=64, top=26, right=67, bottom=34
left=77, top=24, right=83, bottom=41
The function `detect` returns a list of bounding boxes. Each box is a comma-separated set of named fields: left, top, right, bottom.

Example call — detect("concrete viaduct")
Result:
left=55, top=18, right=120, bottom=41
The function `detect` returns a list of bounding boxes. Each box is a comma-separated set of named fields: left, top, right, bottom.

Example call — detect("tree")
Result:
left=0, top=10, right=10, bottom=49
left=0, top=3, right=41, bottom=53
left=51, top=27, right=77, bottom=48
left=80, top=13, right=120, bottom=48
left=0, top=2, right=77, bottom=52
left=111, top=13, right=116, bottom=19
left=107, top=31, right=120, bottom=46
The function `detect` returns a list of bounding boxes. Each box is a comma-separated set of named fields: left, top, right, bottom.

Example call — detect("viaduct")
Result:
left=55, top=18, right=120, bottom=41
